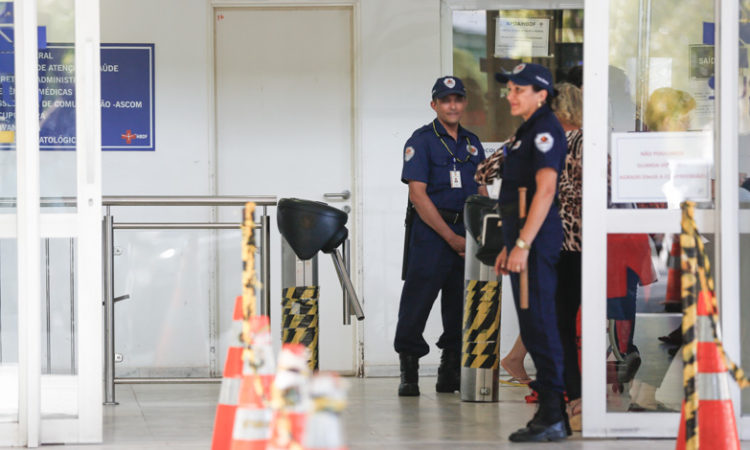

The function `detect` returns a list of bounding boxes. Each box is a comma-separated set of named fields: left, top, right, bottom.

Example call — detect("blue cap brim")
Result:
left=495, top=72, right=531, bottom=85
left=495, top=72, right=553, bottom=94
left=433, top=89, right=466, bottom=99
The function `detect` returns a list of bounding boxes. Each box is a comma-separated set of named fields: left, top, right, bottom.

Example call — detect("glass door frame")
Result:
left=0, top=0, right=103, bottom=446
left=582, top=0, right=743, bottom=438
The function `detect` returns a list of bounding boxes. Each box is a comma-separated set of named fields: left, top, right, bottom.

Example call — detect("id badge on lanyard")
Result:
left=450, top=162, right=462, bottom=189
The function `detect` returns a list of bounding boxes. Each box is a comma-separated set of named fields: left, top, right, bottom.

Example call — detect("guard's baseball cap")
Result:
left=495, top=63, right=554, bottom=95
left=432, top=76, right=466, bottom=99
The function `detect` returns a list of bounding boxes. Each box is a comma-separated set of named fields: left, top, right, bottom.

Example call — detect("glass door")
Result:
left=582, top=0, right=734, bottom=437
left=0, top=0, right=102, bottom=445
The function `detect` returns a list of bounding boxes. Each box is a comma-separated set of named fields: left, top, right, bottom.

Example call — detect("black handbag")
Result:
left=476, top=211, right=503, bottom=266
left=463, top=195, right=503, bottom=266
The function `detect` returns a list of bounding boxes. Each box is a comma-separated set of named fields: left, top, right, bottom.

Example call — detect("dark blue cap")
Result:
left=495, top=63, right=554, bottom=94
left=431, top=76, right=466, bottom=99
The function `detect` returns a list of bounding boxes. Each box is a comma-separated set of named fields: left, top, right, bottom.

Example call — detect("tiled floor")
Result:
left=22, top=378, right=750, bottom=449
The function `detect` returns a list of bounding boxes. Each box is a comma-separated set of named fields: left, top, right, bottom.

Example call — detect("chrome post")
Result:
left=330, top=250, right=364, bottom=320
left=103, top=206, right=117, bottom=405
left=342, top=239, right=351, bottom=325
left=260, top=206, right=271, bottom=316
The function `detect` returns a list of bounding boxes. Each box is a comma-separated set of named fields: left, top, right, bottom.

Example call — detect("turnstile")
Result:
left=277, top=198, right=365, bottom=371
left=461, top=195, right=502, bottom=402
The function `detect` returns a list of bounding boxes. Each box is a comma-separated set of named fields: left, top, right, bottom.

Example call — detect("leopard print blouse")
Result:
left=558, top=129, right=583, bottom=251
left=474, top=140, right=507, bottom=186
left=475, top=131, right=582, bottom=252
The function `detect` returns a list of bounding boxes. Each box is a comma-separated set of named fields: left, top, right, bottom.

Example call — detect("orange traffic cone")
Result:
left=230, top=315, right=275, bottom=450
left=676, top=291, right=739, bottom=450
left=211, top=297, right=245, bottom=450
left=304, top=373, right=348, bottom=450
left=664, top=238, right=681, bottom=311
left=268, top=344, right=310, bottom=450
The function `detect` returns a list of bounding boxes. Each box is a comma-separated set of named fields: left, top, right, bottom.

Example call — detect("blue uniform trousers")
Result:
left=394, top=217, right=465, bottom=357
left=504, top=213, right=566, bottom=394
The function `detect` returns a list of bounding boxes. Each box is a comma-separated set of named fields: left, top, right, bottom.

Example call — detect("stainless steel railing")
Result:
left=100, top=196, right=276, bottom=405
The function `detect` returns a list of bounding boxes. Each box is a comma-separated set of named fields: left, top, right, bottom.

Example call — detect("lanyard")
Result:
left=432, top=120, right=472, bottom=163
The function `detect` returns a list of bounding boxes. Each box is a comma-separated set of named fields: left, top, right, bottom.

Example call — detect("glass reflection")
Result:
left=606, top=232, right=715, bottom=412
left=608, top=0, right=715, bottom=209
left=452, top=9, right=584, bottom=143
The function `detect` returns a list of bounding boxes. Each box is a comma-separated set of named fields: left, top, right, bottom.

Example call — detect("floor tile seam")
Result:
left=127, top=385, right=157, bottom=440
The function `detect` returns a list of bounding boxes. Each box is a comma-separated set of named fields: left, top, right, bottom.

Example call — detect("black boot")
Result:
left=398, top=354, right=420, bottom=396
left=509, top=388, right=568, bottom=442
left=435, top=348, right=460, bottom=393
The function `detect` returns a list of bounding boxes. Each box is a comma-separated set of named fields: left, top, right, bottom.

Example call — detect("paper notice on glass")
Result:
left=688, top=78, right=714, bottom=130
left=611, top=131, right=712, bottom=205
left=494, top=18, right=549, bottom=58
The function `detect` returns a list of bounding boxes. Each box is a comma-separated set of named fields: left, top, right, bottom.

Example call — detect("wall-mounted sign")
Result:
left=494, top=17, right=550, bottom=59
left=689, top=44, right=714, bottom=79
left=0, top=43, right=155, bottom=151
left=611, top=131, right=712, bottom=204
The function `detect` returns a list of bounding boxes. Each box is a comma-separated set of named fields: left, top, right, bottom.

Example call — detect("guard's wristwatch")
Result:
left=515, top=238, right=531, bottom=250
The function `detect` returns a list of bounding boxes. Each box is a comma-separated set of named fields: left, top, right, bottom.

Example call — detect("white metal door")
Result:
left=214, top=6, right=356, bottom=373
left=0, top=0, right=103, bottom=446
left=582, top=0, right=730, bottom=438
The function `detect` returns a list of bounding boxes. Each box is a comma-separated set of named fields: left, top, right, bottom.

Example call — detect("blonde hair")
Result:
left=644, top=88, right=696, bottom=131
left=551, top=83, right=582, bottom=128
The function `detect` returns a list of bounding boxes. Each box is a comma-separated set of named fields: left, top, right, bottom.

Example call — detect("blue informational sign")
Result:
left=0, top=43, right=155, bottom=151
left=100, top=44, right=155, bottom=150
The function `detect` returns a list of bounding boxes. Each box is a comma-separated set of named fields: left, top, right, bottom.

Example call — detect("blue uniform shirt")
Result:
left=401, top=119, right=485, bottom=212
left=499, top=104, right=566, bottom=208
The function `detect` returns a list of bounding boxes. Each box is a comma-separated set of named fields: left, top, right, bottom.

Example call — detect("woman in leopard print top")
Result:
left=550, top=83, right=583, bottom=429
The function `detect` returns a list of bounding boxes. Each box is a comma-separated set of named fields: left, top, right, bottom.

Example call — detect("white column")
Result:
left=14, top=0, right=41, bottom=446
left=74, top=0, right=103, bottom=442
left=715, top=0, right=741, bottom=432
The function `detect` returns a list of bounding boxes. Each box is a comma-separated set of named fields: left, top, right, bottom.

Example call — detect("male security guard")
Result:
left=395, top=76, right=487, bottom=396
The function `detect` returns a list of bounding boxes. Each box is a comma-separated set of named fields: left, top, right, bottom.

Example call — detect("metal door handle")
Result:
left=324, top=190, right=350, bottom=200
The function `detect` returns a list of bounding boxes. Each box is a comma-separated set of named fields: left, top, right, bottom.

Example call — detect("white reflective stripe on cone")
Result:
left=219, top=377, right=242, bottom=405
left=232, top=408, right=272, bottom=440
left=696, top=316, right=714, bottom=343
left=696, top=372, right=732, bottom=401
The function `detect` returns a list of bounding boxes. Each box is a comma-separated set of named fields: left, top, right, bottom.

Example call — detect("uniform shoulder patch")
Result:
left=404, top=146, right=416, bottom=162
left=534, top=133, right=554, bottom=153
left=467, top=144, right=478, bottom=156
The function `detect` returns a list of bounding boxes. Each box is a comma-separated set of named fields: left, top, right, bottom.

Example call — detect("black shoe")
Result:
left=509, top=421, right=568, bottom=442
left=398, top=353, right=420, bottom=396
left=511, top=388, right=568, bottom=442
left=435, top=349, right=460, bottom=393
left=658, top=326, right=682, bottom=346
left=617, top=351, right=641, bottom=383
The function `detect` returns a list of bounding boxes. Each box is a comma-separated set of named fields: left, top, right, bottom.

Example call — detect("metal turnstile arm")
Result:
left=329, top=250, right=364, bottom=320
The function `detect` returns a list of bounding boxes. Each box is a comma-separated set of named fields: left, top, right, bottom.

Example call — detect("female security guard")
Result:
left=494, top=63, right=569, bottom=442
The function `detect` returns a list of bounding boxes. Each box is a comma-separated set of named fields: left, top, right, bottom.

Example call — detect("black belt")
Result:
left=438, top=208, right=463, bottom=225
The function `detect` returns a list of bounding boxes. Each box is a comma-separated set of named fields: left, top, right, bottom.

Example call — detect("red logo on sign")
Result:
left=121, top=130, right=136, bottom=144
